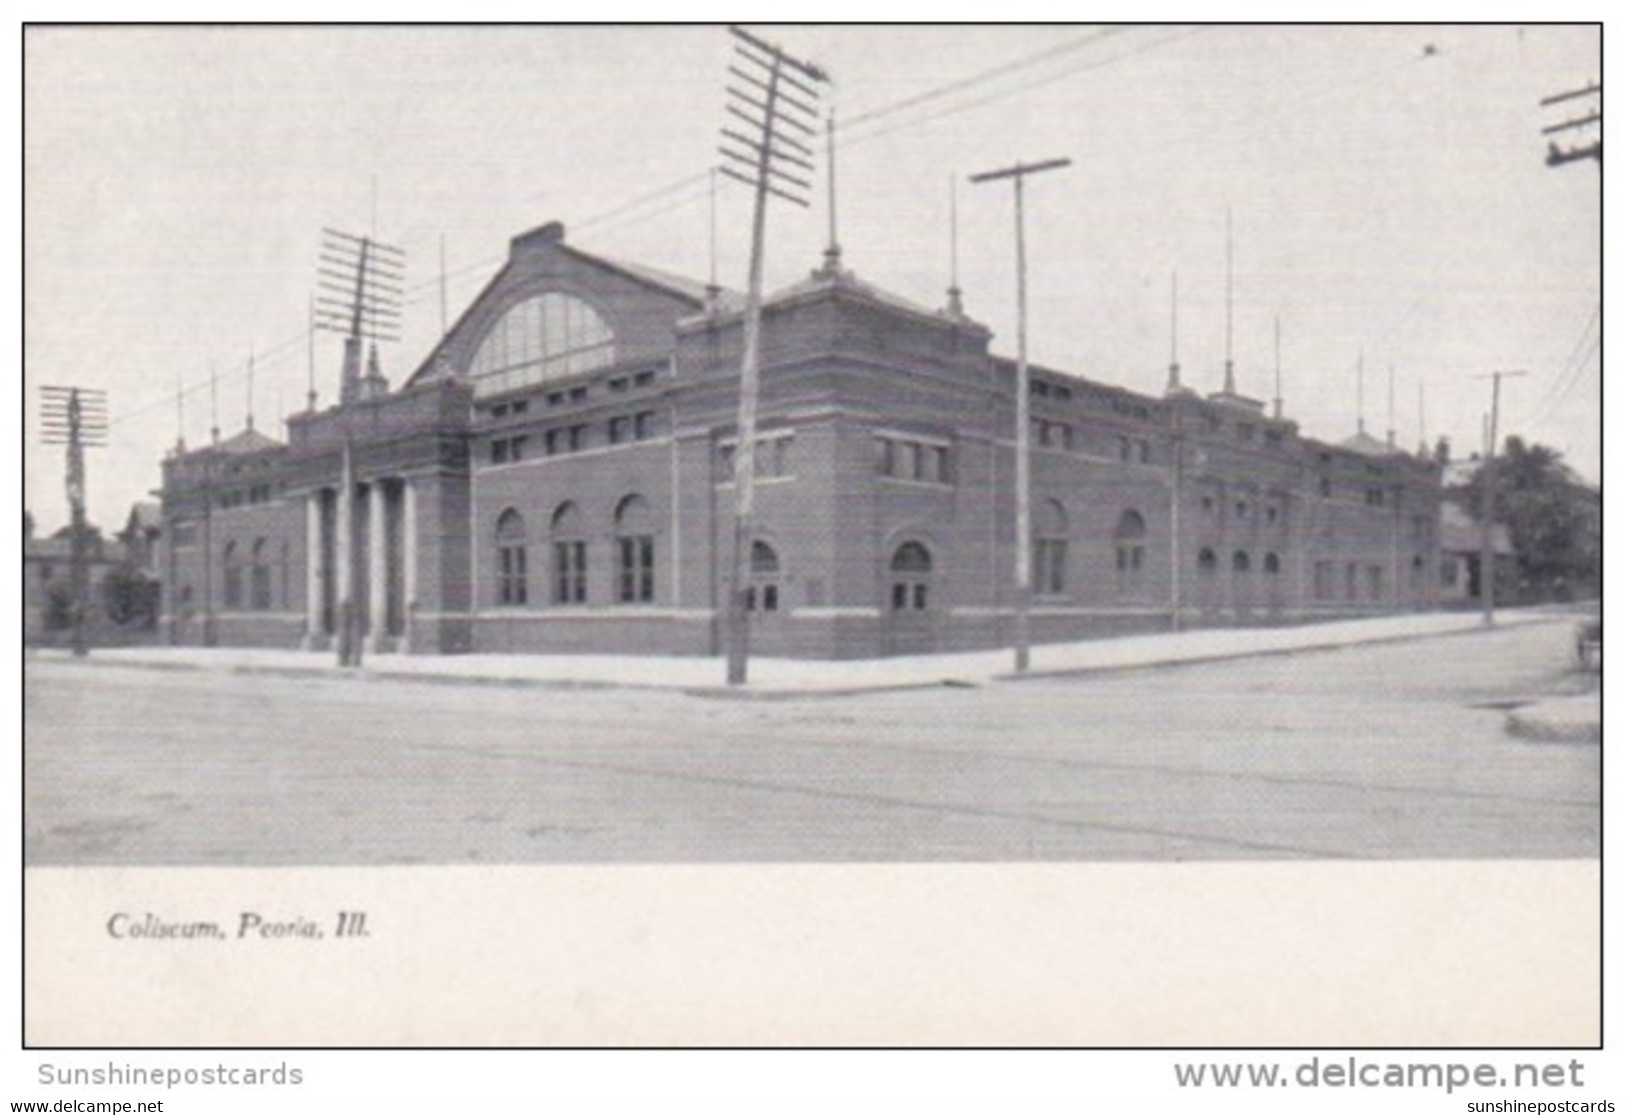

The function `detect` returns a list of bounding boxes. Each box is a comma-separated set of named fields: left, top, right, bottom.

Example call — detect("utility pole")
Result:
left=969, top=156, right=1071, bottom=674
left=40, top=386, right=108, bottom=657
left=314, top=226, right=405, bottom=667
left=1472, top=370, right=1527, bottom=625
left=1540, top=82, right=1600, bottom=167
left=716, top=24, right=828, bottom=686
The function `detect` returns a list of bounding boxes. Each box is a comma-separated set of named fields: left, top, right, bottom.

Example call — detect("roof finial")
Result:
left=1386, top=362, right=1396, bottom=449
left=819, top=106, right=843, bottom=277
left=1222, top=206, right=1236, bottom=395
left=945, top=172, right=964, bottom=318
left=245, top=347, right=255, bottom=432
left=1356, top=349, right=1366, bottom=435
left=1272, top=315, right=1282, bottom=419
left=1165, top=270, right=1183, bottom=394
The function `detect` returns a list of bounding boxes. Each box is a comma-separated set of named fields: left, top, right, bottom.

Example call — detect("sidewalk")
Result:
left=27, top=608, right=1568, bottom=697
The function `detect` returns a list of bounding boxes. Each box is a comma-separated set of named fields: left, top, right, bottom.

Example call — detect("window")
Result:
left=608, top=376, right=630, bottom=393
left=1138, top=439, right=1153, bottom=464
left=568, top=425, right=586, bottom=451
left=747, top=540, right=781, bottom=612
left=550, top=502, right=586, bottom=604
left=495, top=509, right=527, bottom=606
left=1263, top=552, right=1282, bottom=575
left=549, top=425, right=587, bottom=455
left=222, top=541, right=243, bottom=608
left=468, top=292, right=616, bottom=396
left=1196, top=547, right=1217, bottom=576
left=1314, top=560, right=1336, bottom=600
left=877, top=435, right=950, bottom=483
left=1033, top=499, right=1069, bottom=597
left=633, top=369, right=657, bottom=388
left=491, top=436, right=527, bottom=464
left=634, top=412, right=655, bottom=441
left=1442, top=556, right=1459, bottom=587
left=1319, top=477, right=1332, bottom=498
left=250, top=538, right=272, bottom=611
left=1235, top=501, right=1249, bottom=520
left=889, top=541, right=933, bottom=611
left=547, top=391, right=566, bottom=407
left=1367, top=564, right=1385, bottom=600
left=614, top=495, right=655, bottom=604
left=608, top=416, right=631, bottom=445
left=1114, top=510, right=1147, bottom=593
left=569, top=386, right=588, bottom=403
left=1233, top=550, right=1251, bottom=574
left=1266, top=505, right=1279, bottom=525
left=1118, top=435, right=1133, bottom=462
left=1366, top=487, right=1386, bottom=507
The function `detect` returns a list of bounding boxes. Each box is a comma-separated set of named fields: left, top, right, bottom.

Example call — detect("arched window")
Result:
left=889, top=541, right=933, bottom=611
left=1232, top=550, right=1251, bottom=574
left=1263, top=552, right=1282, bottom=575
left=748, top=540, right=782, bottom=612
left=222, top=541, right=242, bottom=609
left=468, top=292, right=616, bottom=396
left=250, top=538, right=273, bottom=610
left=550, top=502, right=585, bottom=605
left=495, top=509, right=527, bottom=606
left=1114, top=509, right=1147, bottom=592
left=1196, top=547, right=1217, bottom=575
left=1033, top=499, right=1069, bottom=597
left=614, top=495, right=655, bottom=604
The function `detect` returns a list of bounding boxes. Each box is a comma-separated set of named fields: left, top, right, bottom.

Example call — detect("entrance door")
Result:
left=884, top=541, right=936, bottom=655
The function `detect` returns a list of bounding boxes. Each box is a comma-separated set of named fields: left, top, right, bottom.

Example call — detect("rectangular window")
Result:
left=1314, top=561, right=1335, bottom=601
left=876, top=437, right=895, bottom=476
left=552, top=541, right=586, bottom=604
left=608, top=376, right=629, bottom=393
left=618, top=536, right=654, bottom=603
left=492, top=403, right=510, bottom=419
left=545, top=429, right=561, bottom=457
left=569, top=386, right=588, bottom=402
left=497, top=545, right=528, bottom=605
left=633, top=369, right=657, bottom=388
left=608, top=416, right=631, bottom=445
left=568, top=425, right=586, bottom=451
left=547, top=391, right=566, bottom=407
left=634, top=412, right=655, bottom=441
left=492, top=440, right=510, bottom=464
left=1367, top=564, right=1384, bottom=600
left=1034, top=539, right=1068, bottom=596
left=1138, top=439, right=1152, bottom=464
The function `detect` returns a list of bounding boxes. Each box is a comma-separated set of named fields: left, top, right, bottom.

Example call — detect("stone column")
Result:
left=365, top=482, right=388, bottom=653
left=401, top=478, right=418, bottom=653
left=301, top=491, right=324, bottom=650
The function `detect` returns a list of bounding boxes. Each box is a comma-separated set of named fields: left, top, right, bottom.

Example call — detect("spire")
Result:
left=818, top=107, right=843, bottom=278
left=439, top=233, right=449, bottom=339
left=1222, top=206, right=1236, bottom=395
left=1272, top=315, right=1283, bottom=419
left=306, top=294, right=318, bottom=412
left=1386, top=362, right=1396, bottom=449
left=175, top=367, right=186, bottom=455
left=945, top=173, right=965, bottom=318
left=705, top=167, right=722, bottom=314
left=245, top=347, right=255, bottom=432
left=1417, top=379, right=1429, bottom=457
left=1165, top=270, right=1183, bottom=394
left=1356, top=350, right=1366, bottom=435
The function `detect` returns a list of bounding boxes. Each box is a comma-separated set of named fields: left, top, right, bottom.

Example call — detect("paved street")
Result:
left=25, top=619, right=1598, bottom=864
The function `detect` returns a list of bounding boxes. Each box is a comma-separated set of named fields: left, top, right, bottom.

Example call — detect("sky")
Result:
left=22, top=23, right=1600, bottom=534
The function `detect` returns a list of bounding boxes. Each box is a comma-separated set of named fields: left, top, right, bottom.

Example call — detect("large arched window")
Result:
left=468, top=292, right=616, bottom=396
left=550, top=502, right=586, bottom=605
left=250, top=538, right=273, bottom=610
left=748, top=540, right=781, bottom=613
left=614, top=495, right=655, bottom=604
left=1115, top=510, right=1147, bottom=593
left=1033, top=499, right=1069, bottom=597
left=222, top=541, right=242, bottom=609
left=494, top=509, right=528, bottom=606
left=1232, top=550, right=1251, bottom=574
left=889, top=541, right=933, bottom=611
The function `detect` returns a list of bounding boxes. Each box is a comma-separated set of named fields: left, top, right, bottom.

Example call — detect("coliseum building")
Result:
left=158, top=220, right=1442, bottom=659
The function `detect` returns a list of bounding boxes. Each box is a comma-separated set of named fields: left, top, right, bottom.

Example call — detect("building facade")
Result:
left=158, top=221, right=1443, bottom=659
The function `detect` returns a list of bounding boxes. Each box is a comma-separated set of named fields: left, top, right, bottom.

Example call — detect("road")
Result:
left=24, top=619, right=1598, bottom=864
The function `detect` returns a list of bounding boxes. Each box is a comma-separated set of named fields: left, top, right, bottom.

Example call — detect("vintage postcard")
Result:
left=20, top=23, right=1601, bottom=1055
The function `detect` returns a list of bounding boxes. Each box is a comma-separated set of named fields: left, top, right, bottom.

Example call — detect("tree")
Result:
left=1449, top=437, right=1600, bottom=601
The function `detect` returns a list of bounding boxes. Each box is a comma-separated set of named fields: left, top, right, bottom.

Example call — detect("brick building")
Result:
left=157, top=220, right=1442, bottom=659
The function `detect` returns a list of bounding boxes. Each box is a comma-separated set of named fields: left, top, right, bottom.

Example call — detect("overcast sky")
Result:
left=22, top=24, right=1599, bottom=533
